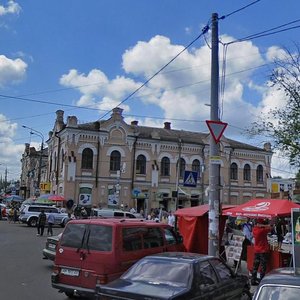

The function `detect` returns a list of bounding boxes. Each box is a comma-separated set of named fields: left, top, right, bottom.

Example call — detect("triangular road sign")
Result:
left=206, top=120, right=228, bottom=143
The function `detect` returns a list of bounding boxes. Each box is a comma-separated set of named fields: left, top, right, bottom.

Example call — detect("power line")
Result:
left=96, top=24, right=210, bottom=121
left=220, top=0, right=262, bottom=20
left=225, top=19, right=300, bottom=45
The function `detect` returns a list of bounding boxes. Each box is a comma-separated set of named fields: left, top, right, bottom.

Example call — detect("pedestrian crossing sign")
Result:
left=183, top=171, right=198, bottom=187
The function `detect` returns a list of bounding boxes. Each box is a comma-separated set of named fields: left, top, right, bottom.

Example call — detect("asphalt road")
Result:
left=0, top=220, right=78, bottom=300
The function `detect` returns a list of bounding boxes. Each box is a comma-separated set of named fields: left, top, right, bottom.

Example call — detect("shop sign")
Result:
left=292, top=208, right=300, bottom=274
left=40, top=182, right=51, bottom=191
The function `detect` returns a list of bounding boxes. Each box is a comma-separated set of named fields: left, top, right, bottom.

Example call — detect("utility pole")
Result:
left=208, top=13, right=221, bottom=256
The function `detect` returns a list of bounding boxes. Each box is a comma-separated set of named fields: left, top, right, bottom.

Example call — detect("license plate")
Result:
left=61, top=268, right=79, bottom=277
left=48, top=243, right=56, bottom=250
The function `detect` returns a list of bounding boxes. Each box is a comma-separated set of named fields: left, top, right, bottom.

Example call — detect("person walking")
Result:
left=47, top=212, right=55, bottom=236
left=37, top=209, right=47, bottom=236
left=251, top=218, right=271, bottom=285
left=167, top=211, right=175, bottom=228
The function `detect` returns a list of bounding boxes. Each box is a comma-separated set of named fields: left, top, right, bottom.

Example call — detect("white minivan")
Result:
left=91, top=208, right=140, bottom=219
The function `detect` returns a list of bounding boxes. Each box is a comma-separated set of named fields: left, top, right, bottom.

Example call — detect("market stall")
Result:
left=174, top=204, right=235, bottom=254
left=223, top=198, right=300, bottom=273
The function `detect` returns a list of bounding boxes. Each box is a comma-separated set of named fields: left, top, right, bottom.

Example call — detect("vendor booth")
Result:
left=223, top=198, right=300, bottom=273
left=174, top=204, right=235, bottom=254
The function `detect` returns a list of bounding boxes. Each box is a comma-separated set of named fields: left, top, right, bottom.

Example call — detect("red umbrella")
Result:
left=223, top=198, right=300, bottom=219
left=47, top=195, right=65, bottom=201
left=39, top=194, right=65, bottom=201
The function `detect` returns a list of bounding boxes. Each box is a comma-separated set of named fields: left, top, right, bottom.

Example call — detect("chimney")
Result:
left=56, top=110, right=64, bottom=123
left=131, top=120, right=138, bottom=126
left=25, top=143, right=30, bottom=154
left=66, top=116, right=78, bottom=128
left=164, top=122, right=171, bottom=130
left=111, top=107, right=124, bottom=121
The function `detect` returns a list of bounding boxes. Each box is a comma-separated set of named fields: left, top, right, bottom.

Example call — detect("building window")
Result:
left=179, top=158, right=186, bottom=178
left=230, top=163, right=238, bottom=180
left=136, top=154, right=146, bottom=174
left=161, top=157, right=170, bottom=176
left=256, top=165, right=264, bottom=183
left=110, top=150, right=121, bottom=171
left=81, top=148, right=93, bottom=169
left=243, top=164, right=251, bottom=181
left=192, top=159, right=201, bottom=177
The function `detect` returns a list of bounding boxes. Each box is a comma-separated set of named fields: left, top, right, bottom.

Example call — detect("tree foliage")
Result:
left=249, top=45, right=300, bottom=168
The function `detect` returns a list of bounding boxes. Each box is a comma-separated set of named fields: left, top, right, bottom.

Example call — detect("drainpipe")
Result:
left=200, top=145, right=205, bottom=205
left=228, top=148, right=233, bottom=204
left=131, top=136, right=138, bottom=193
left=175, top=138, right=182, bottom=211
left=95, top=137, right=100, bottom=188
left=54, top=132, right=61, bottom=186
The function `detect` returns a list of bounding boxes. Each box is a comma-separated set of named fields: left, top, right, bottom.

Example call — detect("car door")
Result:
left=194, top=260, right=223, bottom=300
left=55, top=222, right=87, bottom=288
left=163, top=227, right=185, bottom=251
left=209, top=258, right=244, bottom=299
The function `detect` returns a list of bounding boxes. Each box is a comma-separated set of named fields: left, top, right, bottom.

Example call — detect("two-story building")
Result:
left=43, top=107, right=272, bottom=213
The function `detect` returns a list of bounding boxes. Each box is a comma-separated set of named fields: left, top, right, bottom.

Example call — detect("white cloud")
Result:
left=0, top=1, right=21, bottom=16
left=59, top=34, right=296, bottom=178
left=0, top=114, right=23, bottom=181
left=0, top=55, right=27, bottom=86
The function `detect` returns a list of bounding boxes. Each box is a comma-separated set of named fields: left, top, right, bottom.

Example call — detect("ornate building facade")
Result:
left=41, top=107, right=272, bottom=214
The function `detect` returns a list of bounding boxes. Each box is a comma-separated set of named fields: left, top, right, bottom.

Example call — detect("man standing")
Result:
left=37, top=209, right=47, bottom=236
left=47, top=212, right=55, bottom=236
left=167, top=211, right=175, bottom=228
left=251, top=218, right=271, bottom=285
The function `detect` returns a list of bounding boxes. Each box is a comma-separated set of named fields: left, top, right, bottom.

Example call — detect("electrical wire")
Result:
left=219, top=0, right=262, bottom=20
left=96, top=24, right=210, bottom=121
left=226, top=19, right=300, bottom=45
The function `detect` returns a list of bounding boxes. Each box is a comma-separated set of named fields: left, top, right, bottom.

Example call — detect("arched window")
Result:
left=230, top=163, right=238, bottom=180
left=192, top=159, right=201, bottom=177
left=136, top=154, right=146, bottom=174
left=81, top=148, right=93, bottom=169
left=256, top=165, right=264, bottom=183
left=243, top=164, right=251, bottom=181
left=179, top=158, right=186, bottom=178
left=110, top=150, right=121, bottom=171
left=161, top=157, right=170, bottom=176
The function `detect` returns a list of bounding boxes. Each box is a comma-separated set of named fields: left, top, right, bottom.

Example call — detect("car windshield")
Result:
left=257, top=285, right=300, bottom=300
left=121, top=259, right=191, bottom=287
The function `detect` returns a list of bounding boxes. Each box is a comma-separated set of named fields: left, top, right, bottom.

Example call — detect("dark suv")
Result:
left=19, top=204, right=69, bottom=227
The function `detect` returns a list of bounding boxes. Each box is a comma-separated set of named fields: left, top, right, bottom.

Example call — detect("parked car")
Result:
left=52, top=218, right=184, bottom=298
left=19, top=204, right=69, bottom=227
left=91, top=208, right=138, bottom=219
left=252, top=267, right=300, bottom=300
left=96, top=252, right=251, bottom=300
left=43, top=233, right=62, bottom=261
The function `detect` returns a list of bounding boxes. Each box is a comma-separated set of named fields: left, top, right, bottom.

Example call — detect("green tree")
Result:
left=249, top=45, right=300, bottom=167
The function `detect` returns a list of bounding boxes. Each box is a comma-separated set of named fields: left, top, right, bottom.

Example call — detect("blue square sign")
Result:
left=183, top=171, right=198, bottom=187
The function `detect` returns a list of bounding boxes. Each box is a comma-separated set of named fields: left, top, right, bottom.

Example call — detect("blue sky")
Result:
left=0, top=0, right=299, bottom=181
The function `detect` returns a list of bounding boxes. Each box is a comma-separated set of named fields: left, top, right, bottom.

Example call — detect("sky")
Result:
left=0, top=0, right=299, bottom=182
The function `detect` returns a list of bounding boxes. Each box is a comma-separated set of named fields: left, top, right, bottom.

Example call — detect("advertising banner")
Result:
left=291, top=208, right=300, bottom=274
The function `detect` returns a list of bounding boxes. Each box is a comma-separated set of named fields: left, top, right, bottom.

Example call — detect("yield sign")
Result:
left=206, top=120, right=228, bottom=143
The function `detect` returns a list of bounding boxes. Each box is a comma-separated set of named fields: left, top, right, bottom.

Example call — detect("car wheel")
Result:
left=28, top=217, right=38, bottom=227
left=240, top=289, right=252, bottom=300
left=65, top=291, right=75, bottom=298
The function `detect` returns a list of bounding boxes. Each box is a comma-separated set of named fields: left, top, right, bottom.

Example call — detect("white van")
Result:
left=91, top=208, right=139, bottom=219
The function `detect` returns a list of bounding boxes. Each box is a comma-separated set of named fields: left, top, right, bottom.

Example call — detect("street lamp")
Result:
left=22, top=125, right=44, bottom=194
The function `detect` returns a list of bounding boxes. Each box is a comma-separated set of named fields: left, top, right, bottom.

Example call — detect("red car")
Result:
left=52, top=218, right=184, bottom=298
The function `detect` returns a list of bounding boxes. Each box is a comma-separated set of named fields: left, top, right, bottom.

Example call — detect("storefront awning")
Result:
left=223, top=198, right=300, bottom=218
